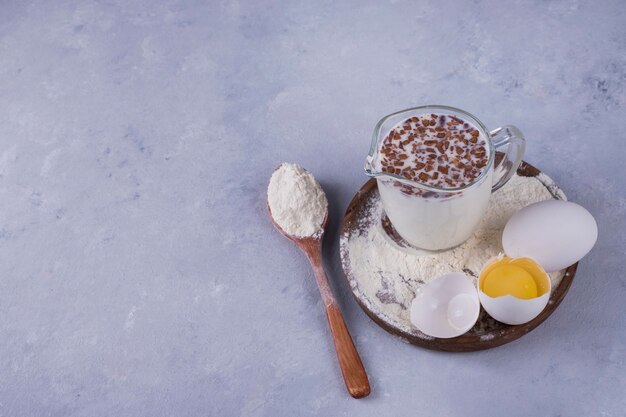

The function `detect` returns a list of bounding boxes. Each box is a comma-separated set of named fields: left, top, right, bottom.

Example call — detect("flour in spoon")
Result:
left=268, top=163, right=328, bottom=237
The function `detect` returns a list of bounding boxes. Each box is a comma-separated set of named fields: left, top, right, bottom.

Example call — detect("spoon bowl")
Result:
left=267, top=204, right=328, bottom=245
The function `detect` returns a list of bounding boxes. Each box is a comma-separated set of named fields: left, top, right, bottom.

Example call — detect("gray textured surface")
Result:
left=0, top=1, right=624, bottom=416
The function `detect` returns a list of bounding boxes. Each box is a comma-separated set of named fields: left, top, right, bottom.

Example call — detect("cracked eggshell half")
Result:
left=478, top=257, right=552, bottom=325
left=410, top=272, right=480, bottom=338
left=502, top=200, right=597, bottom=272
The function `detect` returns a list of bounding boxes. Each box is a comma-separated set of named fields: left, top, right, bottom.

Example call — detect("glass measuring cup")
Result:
left=365, top=105, right=525, bottom=251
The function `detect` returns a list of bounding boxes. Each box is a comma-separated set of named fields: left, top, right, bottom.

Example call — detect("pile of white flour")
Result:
left=268, top=163, right=328, bottom=238
left=341, top=173, right=567, bottom=333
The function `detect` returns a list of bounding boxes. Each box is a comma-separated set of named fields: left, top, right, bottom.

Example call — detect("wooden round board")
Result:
left=339, top=161, right=578, bottom=352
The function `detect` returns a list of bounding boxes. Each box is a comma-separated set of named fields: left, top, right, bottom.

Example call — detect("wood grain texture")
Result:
left=339, top=160, right=578, bottom=352
left=325, top=303, right=371, bottom=398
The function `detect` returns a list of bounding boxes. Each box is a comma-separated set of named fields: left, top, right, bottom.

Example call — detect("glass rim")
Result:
left=365, top=104, right=496, bottom=192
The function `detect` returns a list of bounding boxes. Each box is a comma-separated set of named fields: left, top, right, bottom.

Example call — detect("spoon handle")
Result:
left=325, top=303, right=371, bottom=398
left=305, top=246, right=370, bottom=398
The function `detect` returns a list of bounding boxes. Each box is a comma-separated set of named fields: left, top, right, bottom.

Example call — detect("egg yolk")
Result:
left=482, top=264, right=538, bottom=300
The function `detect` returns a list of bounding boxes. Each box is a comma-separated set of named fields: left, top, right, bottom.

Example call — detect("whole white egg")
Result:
left=502, top=200, right=597, bottom=272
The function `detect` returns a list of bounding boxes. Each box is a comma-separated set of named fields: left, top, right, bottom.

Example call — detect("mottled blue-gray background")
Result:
left=0, top=0, right=624, bottom=416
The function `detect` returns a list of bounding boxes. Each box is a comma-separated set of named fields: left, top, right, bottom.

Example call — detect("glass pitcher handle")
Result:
left=489, top=125, right=526, bottom=192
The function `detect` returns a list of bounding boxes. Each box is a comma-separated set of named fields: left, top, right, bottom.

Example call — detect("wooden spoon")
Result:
left=268, top=203, right=370, bottom=398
